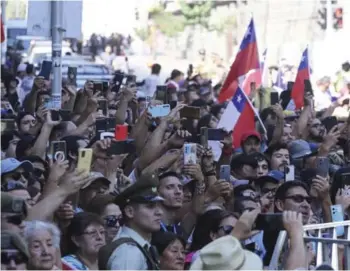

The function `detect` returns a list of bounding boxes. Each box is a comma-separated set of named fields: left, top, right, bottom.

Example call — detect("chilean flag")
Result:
left=218, top=18, right=260, bottom=103
left=291, top=48, right=310, bottom=109
left=217, top=86, right=255, bottom=148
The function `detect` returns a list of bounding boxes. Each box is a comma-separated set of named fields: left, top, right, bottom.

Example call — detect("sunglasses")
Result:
left=104, top=215, right=121, bottom=228
left=33, top=168, right=45, bottom=178
left=1, top=251, right=26, bottom=265
left=285, top=195, right=312, bottom=204
left=6, top=215, right=23, bottom=226
left=218, top=225, right=234, bottom=235
left=10, top=172, right=29, bottom=181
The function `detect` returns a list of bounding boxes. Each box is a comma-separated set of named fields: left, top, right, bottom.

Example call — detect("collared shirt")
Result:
left=142, top=74, right=161, bottom=97
left=107, top=226, right=150, bottom=270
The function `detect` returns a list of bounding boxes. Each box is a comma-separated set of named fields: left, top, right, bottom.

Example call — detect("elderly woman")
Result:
left=23, top=221, right=61, bottom=270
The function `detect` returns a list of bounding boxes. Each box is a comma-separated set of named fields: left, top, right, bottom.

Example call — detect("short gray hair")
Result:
left=23, top=221, right=61, bottom=248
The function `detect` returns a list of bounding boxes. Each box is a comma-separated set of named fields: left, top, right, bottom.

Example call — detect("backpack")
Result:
left=98, top=237, right=160, bottom=270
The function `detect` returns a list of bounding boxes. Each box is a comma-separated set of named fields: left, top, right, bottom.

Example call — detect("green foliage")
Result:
left=178, top=0, right=213, bottom=28
left=210, top=13, right=237, bottom=33
left=134, top=27, right=150, bottom=42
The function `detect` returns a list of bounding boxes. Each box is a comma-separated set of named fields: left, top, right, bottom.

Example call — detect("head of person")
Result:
left=50, top=121, right=77, bottom=141
left=157, top=172, right=184, bottom=209
left=23, top=221, right=60, bottom=270
left=240, top=131, right=261, bottom=154
left=19, top=155, right=49, bottom=186
left=152, top=231, right=186, bottom=270
left=105, top=45, right=112, bottom=54
left=257, top=170, right=284, bottom=199
left=230, top=153, right=258, bottom=180
left=61, top=135, right=88, bottom=166
left=17, top=64, right=27, bottom=79
left=210, top=104, right=225, bottom=120
left=16, top=112, right=36, bottom=134
left=197, top=114, right=217, bottom=134
left=66, top=212, right=106, bottom=257
left=274, top=181, right=311, bottom=224
left=252, top=152, right=270, bottom=178
left=231, top=196, right=259, bottom=215
left=137, top=97, right=147, bottom=115
left=170, top=69, right=183, bottom=83
left=116, top=175, right=164, bottom=233
left=151, top=63, right=161, bottom=75
left=1, top=158, right=33, bottom=188
left=307, top=118, right=326, bottom=142
left=190, top=235, right=263, bottom=270
left=192, top=100, right=210, bottom=118
left=25, top=64, right=34, bottom=76
left=79, top=172, right=111, bottom=210
left=1, top=231, right=29, bottom=270
left=260, top=107, right=278, bottom=126
left=233, top=184, right=257, bottom=200
left=184, top=85, right=199, bottom=104
left=316, top=76, right=331, bottom=92
left=4, top=76, right=19, bottom=92
left=1, top=131, right=21, bottom=158
left=36, top=91, right=51, bottom=108
left=288, top=139, right=317, bottom=170
left=1, top=192, right=27, bottom=235
left=265, top=143, right=290, bottom=172
left=85, top=194, right=122, bottom=243
left=281, top=123, right=296, bottom=145
left=190, top=209, right=237, bottom=252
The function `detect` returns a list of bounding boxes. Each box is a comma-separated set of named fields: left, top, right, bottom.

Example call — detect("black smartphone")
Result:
left=200, top=127, right=208, bottom=148
left=255, top=213, right=284, bottom=231
left=1, top=119, right=16, bottom=133
left=96, top=119, right=107, bottom=132
left=156, top=85, right=168, bottom=104
left=106, top=140, right=136, bottom=156
left=316, top=157, right=330, bottom=178
left=98, top=99, right=108, bottom=116
left=304, top=79, right=313, bottom=96
left=106, top=117, right=116, bottom=132
left=180, top=106, right=201, bottom=119
left=67, top=66, right=77, bottom=86
left=51, top=110, right=60, bottom=121
left=207, top=128, right=226, bottom=141
left=93, top=82, right=103, bottom=93
left=287, top=81, right=294, bottom=91
left=59, top=110, right=71, bottom=121
left=341, top=173, right=350, bottom=195
left=270, top=92, right=279, bottom=105
left=38, top=60, right=52, bottom=80
left=322, top=116, right=338, bottom=132
left=112, top=73, right=124, bottom=92
left=50, top=141, right=67, bottom=162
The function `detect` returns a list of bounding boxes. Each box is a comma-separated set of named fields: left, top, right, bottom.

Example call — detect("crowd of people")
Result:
left=1, top=54, right=350, bottom=271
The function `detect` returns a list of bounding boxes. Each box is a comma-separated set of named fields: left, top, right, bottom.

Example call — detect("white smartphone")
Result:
left=148, top=104, right=170, bottom=118
left=184, top=143, right=197, bottom=165
left=284, top=165, right=295, bottom=182
left=330, top=204, right=344, bottom=236
left=100, top=132, right=114, bottom=140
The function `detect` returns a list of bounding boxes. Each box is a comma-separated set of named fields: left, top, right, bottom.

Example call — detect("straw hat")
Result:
left=190, top=235, right=263, bottom=270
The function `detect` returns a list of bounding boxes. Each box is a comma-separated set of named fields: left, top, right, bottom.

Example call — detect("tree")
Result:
left=134, top=27, right=150, bottom=42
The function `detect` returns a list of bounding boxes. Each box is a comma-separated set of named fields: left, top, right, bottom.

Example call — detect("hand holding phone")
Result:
left=77, top=148, right=93, bottom=173
left=49, top=141, right=67, bottom=162
left=184, top=143, right=197, bottom=165
left=67, top=66, right=77, bottom=86
left=200, top=127, right=208, bottom=148
left=180, top=106, right=201, bottom=119
left=219, top=165, right=231, bottom=182
left=148, top=104, right=170, bottom=118
left=316, top=157, right=329, bottom=178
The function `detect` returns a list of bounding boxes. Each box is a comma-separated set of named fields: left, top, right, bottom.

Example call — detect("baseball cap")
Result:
left=1, top=158, right=33, bottom=175
left=1, top=192, right=27, bottom=215
left=240, top=131, right=261, bottom=144
left=289, top=140, right=316, bottom=160
left=257, top=170, right=284, bottom=183
left=1, top=230, right=29, bottom=260
left=81, top=171, right=111, bottom=189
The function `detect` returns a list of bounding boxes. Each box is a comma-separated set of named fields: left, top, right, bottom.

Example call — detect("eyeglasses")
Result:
left=261, top=188, right=277, bottom=195
left=285, top=195, right=312, bottom=204
left=218, top=225, right=234, bottom=235
left=9, top=172, right=29, bottom=181
left=82, top=229, right=106, bottom=238
left=104, top=215, right=121, bottom=228
left=21, top=119, right=36, bottom=125
left=5, top=215, right=23, bottom=226
left=1, top=251, right=26, bottom=265
left=33, top=168, right=45, bottom=178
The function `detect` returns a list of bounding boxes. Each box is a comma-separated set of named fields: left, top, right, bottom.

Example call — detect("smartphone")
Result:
left=200, top=127, right=208, bottom=148
left=180, top=106, right=201, bottom=119
left=77, top=148, right=93, bottom=173
left=233, top=179, right=250, bottom=186
left=115, top=125, right=128, bottom=141
left=50, top=141, right=67, bottom=162
left=106, top=117, right=116, bottom=132
left=341, top=173, right=350, bottom=196
left=98, top=99, right=108, bottom=116
left=316, top=157, right=329, bottom=178
left=155, top=85, right=168, bottom=103
left=106, top=140, right=136, bottom=156
left=51, top=110, right=60, bottom=121
left=112, top=73, right=124, bottom=92
left=148, top=104, right=171, bottom=118
left=284, top=165, right=295, bottom=182
left=67, top=66, right=77, bottom=86
left=330, top=205, right=344, bottom=236
left=207, top=128, right=226, bottom=141
left=287, top=81, right=294, bottom=91
left=102, top=81, right=109, bottom=92
left=59, top=109, right=71, bottom=121
left=304, top=79, right=313, bottom=96
left=170, top=100, right=177, bottom=110
left=96, top=119, right=107, bottom=132
left=1, top=119, right=16, bottom=133
left=322, top=116, right=338, bottom=132
left=220, top=165, right=231, bottom=182
left=38, top=60, right=52, bottom=80
left=255, top=213, right=284, bottom=231
left=100, top=132, right=114, bottom=140
left=43, top=97, right=52, bottom=109
left=93, top=82, right=103, bottom=93
left=126, top=75, right=136, bottom=84
left=184, top=143, right=197, bottom=165
left=270, top=92, right=279, bottom=105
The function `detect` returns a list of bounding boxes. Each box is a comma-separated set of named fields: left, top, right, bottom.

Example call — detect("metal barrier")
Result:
left=268, top=220, right=350, bottom=270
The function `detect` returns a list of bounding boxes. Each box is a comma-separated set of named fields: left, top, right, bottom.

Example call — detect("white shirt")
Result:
left=142, top=74, right=161, bottom=97
left=107, top=226, right=150, bottom=270
left=314, top=87, right=338, bottom=111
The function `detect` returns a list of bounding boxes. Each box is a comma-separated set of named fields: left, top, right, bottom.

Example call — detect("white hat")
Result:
left=17, top=63, right=27, bottom=72
left=190, top=235, right=263, bottom=270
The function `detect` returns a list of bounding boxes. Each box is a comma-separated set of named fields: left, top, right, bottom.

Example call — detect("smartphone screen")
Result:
left=255, top=213, right=284, bottom=231
left=106, top=140, right=136, bottom=156
left=94, top=82, right=103, bottom=93
left=50, top=141, right=67, bottom=162
left=184, top=143, right=197, bottom=165
left=51, top=110, right=60, bottom=121
left=115, top=125, right=128, bottom=141
left=180, top=106, right=201, bottom=119
left=284, top=165, right=295, bottom=182
left=341, top=173, right=350, bottom=196
left=316, top=157, right=329, bottom=178
left=155, top=85, right=168, bottom=104
left=322, top=116, right=338, bottom=132
left=106, top=118, right=116, bottom=132
left=77, top=148, right=93, bottom=173
left=219, top=165, right=231, bottom=182
left=39, top=60, right=52, bottom=80
left=96, top=119, right=107, bottom=132
left=148, top=104, right=170, bottom=118
left=270, top=92, right=279, bottom=105
left=207, top=128, right=226, bottom=141
left=67, top=66, right=77, bottom=86
left=200, top=127, right=208, bottom=148
left=98, top=99, right=108, bottom=116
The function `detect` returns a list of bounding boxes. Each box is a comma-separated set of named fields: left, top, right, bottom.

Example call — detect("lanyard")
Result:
left=160, top=222, right=177, bottom=234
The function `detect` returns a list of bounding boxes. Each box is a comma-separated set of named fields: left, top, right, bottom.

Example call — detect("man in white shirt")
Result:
left=142, top=63, right=162, bottom=97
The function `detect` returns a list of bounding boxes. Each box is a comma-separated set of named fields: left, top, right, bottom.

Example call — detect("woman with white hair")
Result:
left=23, top=221, right=61, bottom=270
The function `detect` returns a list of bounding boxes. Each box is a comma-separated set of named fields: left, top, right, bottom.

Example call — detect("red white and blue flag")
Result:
left=290, top=48, right=310, bottom=109
left=218, top=18, right=260, bottom=102
left=218, top=86, right=255, bottom=148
